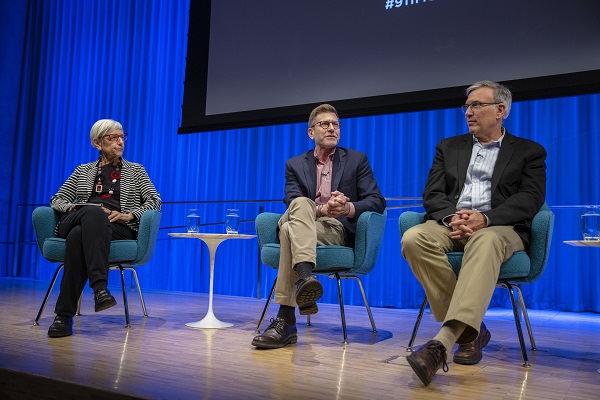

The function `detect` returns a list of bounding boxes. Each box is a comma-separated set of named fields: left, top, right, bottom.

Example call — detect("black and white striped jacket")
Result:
left=50, top=158, right=161, bottom=232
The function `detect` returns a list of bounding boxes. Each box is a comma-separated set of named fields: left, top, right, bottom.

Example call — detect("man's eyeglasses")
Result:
left=104, top=133, right=128, bottom=142
left=460, top=102, right=500, bottom=113
left=311, top=120, right=341, bottom=130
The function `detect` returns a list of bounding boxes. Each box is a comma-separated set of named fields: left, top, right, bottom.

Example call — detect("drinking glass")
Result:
left=225, top=209, right=240, bottom=234
left=581, top=206, right=600, bottom=240
left=186, top=209, right=201, bottom=233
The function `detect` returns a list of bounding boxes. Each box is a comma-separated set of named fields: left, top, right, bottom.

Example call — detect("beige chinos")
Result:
left=401, top=219, right=524, bottom=343
left=274, top=197, right=346, bottom=306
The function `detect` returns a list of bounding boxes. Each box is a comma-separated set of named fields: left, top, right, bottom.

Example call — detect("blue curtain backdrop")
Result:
left=3, top=0, right=599, bottom=313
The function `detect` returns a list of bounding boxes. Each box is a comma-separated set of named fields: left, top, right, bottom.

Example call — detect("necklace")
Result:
left=95, top=158, right=122, bottom=198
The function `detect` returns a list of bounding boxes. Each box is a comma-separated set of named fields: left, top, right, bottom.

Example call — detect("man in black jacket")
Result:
left=402, top=81, right=547, bottom=385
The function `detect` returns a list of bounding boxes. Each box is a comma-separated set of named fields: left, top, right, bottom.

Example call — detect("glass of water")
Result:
left=225, top=209, right=240, bottom=234
left=186, top=209, right=200, bottom=233
left=581, top=206, right=600, bottom=240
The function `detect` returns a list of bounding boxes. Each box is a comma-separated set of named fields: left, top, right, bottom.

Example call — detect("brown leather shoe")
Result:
left=453, top=322, right=491, bottom=365
left=295, top=275, right=322, bottom=315
left=406, top=340, right=449, bottom=386
left=252, top=318, right=298, bottom=349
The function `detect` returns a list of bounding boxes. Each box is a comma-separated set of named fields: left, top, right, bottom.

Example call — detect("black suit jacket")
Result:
left=284, top=147, right=386, bottom=246
left=423, top=131, right=546, bottom=247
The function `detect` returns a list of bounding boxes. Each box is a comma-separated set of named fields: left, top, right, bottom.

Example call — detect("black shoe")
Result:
left=94, top=288, right=117, bottom=312
left=48, top=315, right=73, bottom=338
left=252, top=318, right=298, bottom=349
left=453, top=322, right=491, bottom=365
left=406, top=340, right=449, bottom=386
left=295, top=275, right=322, bottom=315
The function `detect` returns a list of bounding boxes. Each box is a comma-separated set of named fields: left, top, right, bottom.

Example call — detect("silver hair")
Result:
left=466, top=81, right=512, bottom=119
left=89, top=119, right=123, bottom=145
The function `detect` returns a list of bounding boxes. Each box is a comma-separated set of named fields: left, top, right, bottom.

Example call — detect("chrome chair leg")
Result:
left=255, top=277, right=277, bottom=333
left=407, top=296, right=428, bottom=352
left=333, top=272, right=349, bottom=345
left=34, top=264, right=64, bottom=325
left=505, top=282, right=530, bottom=367
left=117, top=266, right=131, bottom=328
left=344, top=275, right=376, bottom=332
left=514, top=284, right=536, bottom=350
left=125, top=267, right=148, bottom=317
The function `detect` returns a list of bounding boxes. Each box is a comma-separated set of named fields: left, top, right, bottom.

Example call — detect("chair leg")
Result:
left=407, top=296, right=428, bottom=352
left=331, top=272, right=349, bottom=345
left=76, top=295, right=82, bottom=316
left=514, top=284, right=536, bottom=350
left=34, top=264, right=64, bottom=325
left=255, top=277, right=277, bottom=334
left=344, top=275, right=376, bottom=333
left=117, top=266, right=131, bottom=328
left=124, top=267, right=148, bottom=317
left=504, top=282, right=530, bottom=367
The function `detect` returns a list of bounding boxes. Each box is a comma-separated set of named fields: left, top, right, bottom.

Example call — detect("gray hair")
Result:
left=90, top=119, right=123, bottom=145
left=308, top=104, right=339, bottom=127
left=466, top=81, right=512, bottom=119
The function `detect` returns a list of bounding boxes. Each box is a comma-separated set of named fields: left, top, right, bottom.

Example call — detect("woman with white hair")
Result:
left=47, top=119, right=161, bottom=338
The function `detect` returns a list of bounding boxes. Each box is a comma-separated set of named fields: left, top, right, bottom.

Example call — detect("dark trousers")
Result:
left=54, top=206, right=136, bottom=317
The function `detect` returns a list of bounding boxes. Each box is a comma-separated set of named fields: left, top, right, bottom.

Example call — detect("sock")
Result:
left=91, top=280, right=107, bottom=292
left=276, top=305, right=296, bottom=326
left=433, top=320, right=467, bottom=353
left=294, top=262, right=314, bottom=281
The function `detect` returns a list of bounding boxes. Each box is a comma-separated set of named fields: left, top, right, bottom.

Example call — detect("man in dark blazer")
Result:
left=252, top=103, right=386, bottom=349
left=402, top=81, right=546, bottom=385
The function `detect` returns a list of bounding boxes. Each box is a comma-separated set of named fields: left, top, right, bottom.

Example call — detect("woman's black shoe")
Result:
left=94, top=288, right=117, bottom=312
left=48, top=315, right=73, bottom=338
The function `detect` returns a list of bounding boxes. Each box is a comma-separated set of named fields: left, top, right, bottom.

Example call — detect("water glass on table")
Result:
left=581, top=206, right=600, bottom=240
left=225, top=209, right=240, bottom=234
left=187, top=209, right=200, bottom=233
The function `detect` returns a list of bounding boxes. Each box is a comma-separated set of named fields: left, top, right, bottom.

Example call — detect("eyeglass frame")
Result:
left=460, top=102, right=501, bottom=113
left=310, top=120, right=341, bottom=130
left=103, top=133, right=129, bottom=142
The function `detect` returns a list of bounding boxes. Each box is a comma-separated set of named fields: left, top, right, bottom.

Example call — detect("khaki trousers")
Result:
left=401, top=219, right=524, bottom=343
left=274, top=197, right=346, bottom=306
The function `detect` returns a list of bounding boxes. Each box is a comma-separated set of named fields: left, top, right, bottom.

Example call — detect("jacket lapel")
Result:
left=119, top=158, right=131, bottom=209
left=303, top=151, right=317, bottom=200
left=491, top=131, right=516, bottom=194
left=457, top=135, right=473, bottom=191
left=331, top=147, right=346, bottom=191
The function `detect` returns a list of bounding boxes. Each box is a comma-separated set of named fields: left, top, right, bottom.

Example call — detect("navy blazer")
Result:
left=422, top=131, right=547, bottom=247
left=284, top=147, right=386, bottom=246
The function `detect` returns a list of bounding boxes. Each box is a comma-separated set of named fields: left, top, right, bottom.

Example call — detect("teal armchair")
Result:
left=399, top=204, right=554, bottom=366
left=255, top=210, right=387, bottom=344
left=32, top=206, right=161, bottom=328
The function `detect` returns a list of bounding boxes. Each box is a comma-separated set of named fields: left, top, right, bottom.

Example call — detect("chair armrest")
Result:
left=526, top=207, right=555, bottom=282
left=255, top=212, right=282, bottom=248
left=32, top=207, right=60, bottom=252
left=399, top=211, right=426, bottom=237
left=352, top=210, right=387, bottom=274
left=133, top=210, right=162, bottom=265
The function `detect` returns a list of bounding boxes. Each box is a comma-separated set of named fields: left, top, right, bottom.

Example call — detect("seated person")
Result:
left=402, top=81, right=546, bottom=385
left=252, top=103, right=386, bottom=349
left=47, top=119, right=161, bottom=338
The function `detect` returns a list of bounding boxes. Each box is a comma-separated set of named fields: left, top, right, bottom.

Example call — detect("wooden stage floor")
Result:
left=0, top=278, right=599, bottom=399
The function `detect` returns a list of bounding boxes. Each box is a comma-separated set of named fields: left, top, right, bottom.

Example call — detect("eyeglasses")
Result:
left=311, top=120, right=341, bottom=130
left=461, top=102, right=500, bottom=113
left=103, top=133, right=128, bottom=142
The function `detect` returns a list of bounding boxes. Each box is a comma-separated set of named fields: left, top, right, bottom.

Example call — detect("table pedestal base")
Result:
left=186, top=313, right=233, bottom=329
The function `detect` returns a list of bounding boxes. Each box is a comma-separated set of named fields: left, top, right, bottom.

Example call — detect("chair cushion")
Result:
left=43, top=238, right=138, bottom=264
left=261, top=244, right=355, bottom=271
left=447, top=251, right=531, bottom=281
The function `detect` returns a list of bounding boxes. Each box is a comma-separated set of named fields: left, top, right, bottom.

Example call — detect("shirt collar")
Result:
left=473, top=127, right=505, bottom=148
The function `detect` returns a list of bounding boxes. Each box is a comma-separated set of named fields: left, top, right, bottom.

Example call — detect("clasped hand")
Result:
left=321, top=191, right=350, bottom=218
left=448, top=210, right=487, bottom=240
